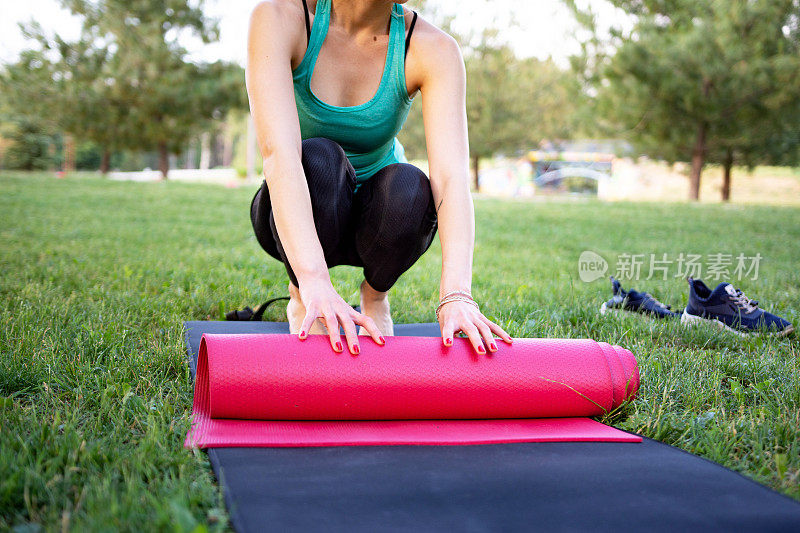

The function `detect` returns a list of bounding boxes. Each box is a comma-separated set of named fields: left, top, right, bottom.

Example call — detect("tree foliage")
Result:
left=568, top=0, right=800, bottom=200
left=0, top=0, right=247, bottom=177
left=0, top=46, right=60, bottom=170
left=398, top=6, right=582, bottom=191
left=465, top=42, right=581, bottom=189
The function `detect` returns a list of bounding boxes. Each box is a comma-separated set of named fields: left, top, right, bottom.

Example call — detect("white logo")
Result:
left=578, top=251, right=608, bottom=282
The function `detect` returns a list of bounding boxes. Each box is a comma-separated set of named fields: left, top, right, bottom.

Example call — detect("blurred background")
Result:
left=1, top=0, right=799, bottom=204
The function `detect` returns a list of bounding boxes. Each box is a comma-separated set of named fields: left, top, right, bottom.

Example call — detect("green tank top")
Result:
left=292, top=0, right=414, bottom=190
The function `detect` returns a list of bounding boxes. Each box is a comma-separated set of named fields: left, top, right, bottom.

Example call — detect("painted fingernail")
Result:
left=490, top=342, right=497, bottom=351
left=353, top=345, right=360, bottom=355
left=299, top=330, right=307, bottom=339
left=335, top=341, right=343, bottom=352
left=379, top=336, right=386, bottom=345
left=444, top=338, right=453, bottom=347
left=477, top=345, right=486, bottom=354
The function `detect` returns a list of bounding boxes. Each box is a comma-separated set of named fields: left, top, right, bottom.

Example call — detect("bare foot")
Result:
left=359, top=279, right=393, bottom=336
left=287, top=282, right=328, bottom=335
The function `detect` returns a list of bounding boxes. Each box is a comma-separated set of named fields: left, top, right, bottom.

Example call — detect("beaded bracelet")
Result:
left=436, top=295, right=479, bottom=321
left=439, top=289, right=473, bottom=301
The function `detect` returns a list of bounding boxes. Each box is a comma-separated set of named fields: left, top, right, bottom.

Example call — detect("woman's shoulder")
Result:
left=402, top=9, right=463, bottom=65
left=401, top=9, right=464, bottom=89
left=249, top=0, right=309, bottom=60
left=251, top=0, right=308, bottom=17
left=249, top=0, right=308, bottom=38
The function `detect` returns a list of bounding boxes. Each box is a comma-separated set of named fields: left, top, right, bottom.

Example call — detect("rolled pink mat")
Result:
left=186, top=334, right=640, bottom=448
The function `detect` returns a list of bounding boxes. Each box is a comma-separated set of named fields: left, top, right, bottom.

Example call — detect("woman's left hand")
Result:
left=438, top=300, right=513, bottom=354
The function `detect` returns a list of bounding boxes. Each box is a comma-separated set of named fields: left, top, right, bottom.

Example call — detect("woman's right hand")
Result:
left=298, top=278, right=385, bottom=354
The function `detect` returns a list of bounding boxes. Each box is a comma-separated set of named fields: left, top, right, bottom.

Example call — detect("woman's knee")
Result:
left=371, top=164, right=437, bottom=236
left=354, top=164, right=438, bottom=291
left=296, top=138, right=358, bottom=239
left=301, top=137, right=356, bottom=194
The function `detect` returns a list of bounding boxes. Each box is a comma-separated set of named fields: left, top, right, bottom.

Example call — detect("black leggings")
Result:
left=250, top=137, right=438, bottom=292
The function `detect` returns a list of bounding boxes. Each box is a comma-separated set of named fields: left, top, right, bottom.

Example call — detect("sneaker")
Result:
left=599, top=276, right=680, bottom=318
left=681, top=278, right=794, bottom=337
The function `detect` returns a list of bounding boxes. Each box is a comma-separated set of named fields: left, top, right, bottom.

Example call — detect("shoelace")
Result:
left=730, top=288, right=759, bottom=313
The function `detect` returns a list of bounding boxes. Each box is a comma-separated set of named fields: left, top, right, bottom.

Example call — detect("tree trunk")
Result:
left=185, top=139, right=196, bottom=169
left=721, top=149, right=733, bottom=202
left=49, top=143, right=57, bottom=173
left=689, top=122, right=707, bottom=201
left=63, top=134, right=76, bottom=174
left=100, top=149, right=111, bottom=175
left=472, top=153, right=480, bottom=192
left=200, top=132, right=211, bottom=170
left=246, top=115, right=257, bottom=179
left=222, top=124, right=234, bottom=167
left=158, top=142, right=169, bottom=180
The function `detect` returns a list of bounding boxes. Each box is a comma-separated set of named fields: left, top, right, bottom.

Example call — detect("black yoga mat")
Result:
left=185, top=321, right=800, bottom=533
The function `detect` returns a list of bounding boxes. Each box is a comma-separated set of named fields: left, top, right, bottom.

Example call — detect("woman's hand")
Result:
left=297, top=278, right=385, bottom=354
left=438, top=300, right=513, bottom=354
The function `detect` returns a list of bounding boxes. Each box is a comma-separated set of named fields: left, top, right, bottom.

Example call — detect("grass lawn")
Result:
left=1, top=171, right=799, bottom=530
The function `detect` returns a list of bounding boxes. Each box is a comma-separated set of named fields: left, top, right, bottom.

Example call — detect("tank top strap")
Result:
left=389, top=3, right=410, bottom=100
left=294, top=0, right=331, bottom=82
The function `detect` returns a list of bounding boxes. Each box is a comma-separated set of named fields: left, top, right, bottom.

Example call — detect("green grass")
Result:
left=1, top=172, right=799, bottom=530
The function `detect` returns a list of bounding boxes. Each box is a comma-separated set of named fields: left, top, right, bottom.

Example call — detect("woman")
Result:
left=246, top=0, right=512, bottom=355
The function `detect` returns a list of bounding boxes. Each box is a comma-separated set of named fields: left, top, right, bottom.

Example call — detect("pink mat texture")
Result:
left=186, top=334, right=641, bottom=448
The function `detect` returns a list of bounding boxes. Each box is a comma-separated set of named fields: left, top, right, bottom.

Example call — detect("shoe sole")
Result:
left=680, top=310, right=795, bottom=338
left=599, top=303, right=638, bottom=316
left=601, top=302, right=680, bottom=320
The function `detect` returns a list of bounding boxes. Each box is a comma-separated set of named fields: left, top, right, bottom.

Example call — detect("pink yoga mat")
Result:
left=186, top=334, right=641, bottom=448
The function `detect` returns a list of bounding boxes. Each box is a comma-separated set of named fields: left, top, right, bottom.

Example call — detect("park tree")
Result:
left=1, top=23, right=140, bottom=174
left=466, top=42, right=581, bottom=190
left=0, top=47, right=61, bottom=170
left=9, top=28, right=126, bottom=174
left=1, top=0, right=246, bottom=178
left=60, top=0, right=247, bottom=178
left=396, top=3, right=581, bottom=191
left=568, top=0, right=800, bottom=201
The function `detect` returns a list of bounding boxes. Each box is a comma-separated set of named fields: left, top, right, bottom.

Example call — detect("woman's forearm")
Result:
left=263, top=151, right=330, bottom=286
left=435, top=178, right=475, bottom=299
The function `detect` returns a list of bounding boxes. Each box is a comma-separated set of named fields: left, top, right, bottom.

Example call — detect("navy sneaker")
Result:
left=681, top=278, right=794, bottom=337
left=600, top=276, right=679, bottom=318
